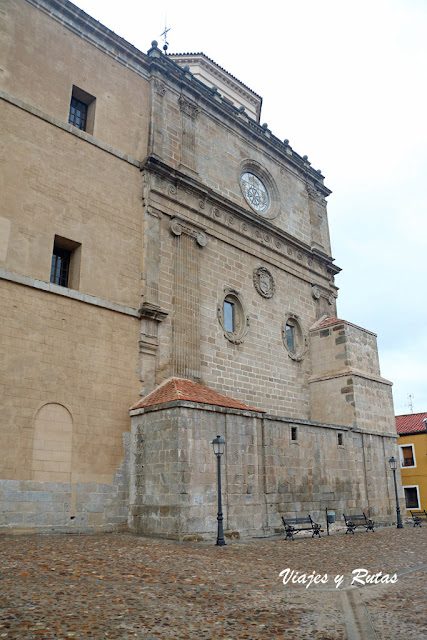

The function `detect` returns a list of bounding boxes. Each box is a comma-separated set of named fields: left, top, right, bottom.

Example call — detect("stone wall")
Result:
left=142, top=192, right=337, bottom=417
left=0, top=434, right=130, bottom=533
left=309, top=319, right=394, bottom=434
left=1, top=0, right=150, bottom=161
left=130, top=403, right=402, bottom=540
left=0, top=99, right=144, bottom=308
left=1, top=0, right=400, bottom=538
left=0, top=280, right=140, bottom=488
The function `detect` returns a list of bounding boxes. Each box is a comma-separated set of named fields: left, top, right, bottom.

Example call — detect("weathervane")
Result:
left=160, top=20, right=170, bottom=54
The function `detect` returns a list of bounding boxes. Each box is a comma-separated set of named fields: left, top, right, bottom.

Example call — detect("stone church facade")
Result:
left=0, top=0, right=402, bottom=537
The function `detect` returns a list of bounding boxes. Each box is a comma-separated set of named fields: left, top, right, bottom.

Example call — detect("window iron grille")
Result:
left=51, top=246, right=71, bottom=287
left=69, top=97, right=88, bottom=131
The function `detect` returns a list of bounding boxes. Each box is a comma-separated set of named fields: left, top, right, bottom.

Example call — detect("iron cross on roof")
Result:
left=160, top=23, right=170, bottom=53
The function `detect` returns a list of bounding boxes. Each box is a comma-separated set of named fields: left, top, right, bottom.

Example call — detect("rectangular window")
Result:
left=399, top=444, right=416, bottom=468
left=69, top=97, right=88, bottom=131
left=291, top=426, right=298, bottom=442
left=224, top=300, right=234, bottom=333
left=403, top=486, right=420, bottom=509
left=338, top=432, right=343, bottom=446
left=68, top=86, right=96, bottom=134
left=50, top=236, right=81, bottom=290
left=51, top=246, right=71, bottom=287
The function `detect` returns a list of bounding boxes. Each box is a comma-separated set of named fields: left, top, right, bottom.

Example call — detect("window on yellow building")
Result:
left=403, top=486, right=420, bottom=509
left=399, top=444, right=416, bottom=468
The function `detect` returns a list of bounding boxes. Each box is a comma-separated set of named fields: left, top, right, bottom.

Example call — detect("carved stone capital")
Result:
left=306, top=184, right=320, bottom=200
left=311, top=285, right=336, bottom=305
left=169, top=216, right=207, bottom=247
left=179, top=95, right=200, bottom=119
left=138, top=301, right=168, bottom=322
left=153, top=78, right=166, bottom=97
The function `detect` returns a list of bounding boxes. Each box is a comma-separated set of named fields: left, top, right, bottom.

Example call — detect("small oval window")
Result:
left=282, top=315, right=307, bottom=361
left=218, top=290, right=249, bottom=344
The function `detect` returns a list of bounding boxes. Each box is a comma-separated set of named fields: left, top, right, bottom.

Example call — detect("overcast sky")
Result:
left=73, top=0, right=426, bottom=416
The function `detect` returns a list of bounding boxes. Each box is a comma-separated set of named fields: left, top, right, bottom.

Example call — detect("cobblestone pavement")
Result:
left=0, top=527, right=426, bottom=639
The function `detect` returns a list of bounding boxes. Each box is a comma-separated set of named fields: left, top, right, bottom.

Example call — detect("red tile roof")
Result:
left=310, top=315, right=376, bottom=336
left=130, top=378, right=265, bottom=413
left=311, top=316, right=344, bottom=329
left=396, top=412, right=427, bottom=435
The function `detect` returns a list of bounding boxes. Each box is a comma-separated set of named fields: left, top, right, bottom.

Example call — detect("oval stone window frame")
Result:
left=282, top=313, right=307, bottom=361
left=238, top=160, right=279, bottom=220
left=217, top=288, right=249, bottom=344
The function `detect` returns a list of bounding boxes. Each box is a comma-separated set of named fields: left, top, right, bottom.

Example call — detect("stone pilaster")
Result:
left=179, top=95, right=200, bottom=175
left=170, top=217, right=207, bottom=380
left=307, top=184, right=332, bottom=256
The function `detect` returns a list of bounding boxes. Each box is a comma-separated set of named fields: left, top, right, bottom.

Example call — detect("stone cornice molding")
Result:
left=306, top=183, right=327, bottom=207
left=309, top=318, right=377, bottom=337
left=149, top=53, right=330, bottom=196
left=26, top=1, right=329, bottom=195
left=138, top=301, right=168, bottom=322
left=170, top=54, right=261, bottom=108
left=129, top=401, right=398, bottom=438
left=25, top=0, right=151, bottom=81
left=142, top=156, right=340, bottom=276
left=0, top=90, right=141, bottom=169
left=0, top=268, right=139, bottom=317
left=308, top=369, right=393, bottom=387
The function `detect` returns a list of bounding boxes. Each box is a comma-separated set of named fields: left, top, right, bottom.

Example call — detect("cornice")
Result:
left=148, top=51, right=330, bottom=196
left=26, top=0, right=329, bottom=196
left=141, top=155, right=340, bottom=277
left=25, top=0, right=151, bottom=81
left=308, top=369, right=392, bottom=386
left=169, top=55, right=260, bottom=107
left=130, top=400, right=398, bottom=438
left=168, top=53, right=263, bottom=99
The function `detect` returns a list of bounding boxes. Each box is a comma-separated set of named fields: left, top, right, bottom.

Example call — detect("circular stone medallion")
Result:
left=253, top=266, right=275, bottom=299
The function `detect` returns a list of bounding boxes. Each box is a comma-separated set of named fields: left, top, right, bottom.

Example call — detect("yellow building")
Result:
left=396, top=412, right=427, bottom=513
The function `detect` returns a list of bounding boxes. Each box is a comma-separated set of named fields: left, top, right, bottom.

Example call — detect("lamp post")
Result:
left=212, top=435, right=226, bottom=546
left=389, top=456, right=403, bottom=529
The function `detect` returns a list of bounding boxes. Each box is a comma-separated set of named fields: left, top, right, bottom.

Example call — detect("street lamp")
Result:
left=212, top=435, right=226, bottom=546
left=389, top=456, right=403, bottom=529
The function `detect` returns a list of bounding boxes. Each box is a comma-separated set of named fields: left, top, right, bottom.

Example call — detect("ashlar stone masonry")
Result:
left=0, top=0, right=402, bottom=537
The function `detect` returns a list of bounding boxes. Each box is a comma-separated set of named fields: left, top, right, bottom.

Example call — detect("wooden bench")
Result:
left=410, top=510, right=427, bottom=527
left=282, top=515, right=321, bottom=540
left=343, top=513, right=374, bottom=534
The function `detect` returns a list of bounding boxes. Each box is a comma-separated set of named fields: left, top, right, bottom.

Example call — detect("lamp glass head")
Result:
left=212, top=435, right=226, bottom=456
left=389, top=456, right=397, bottom=470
